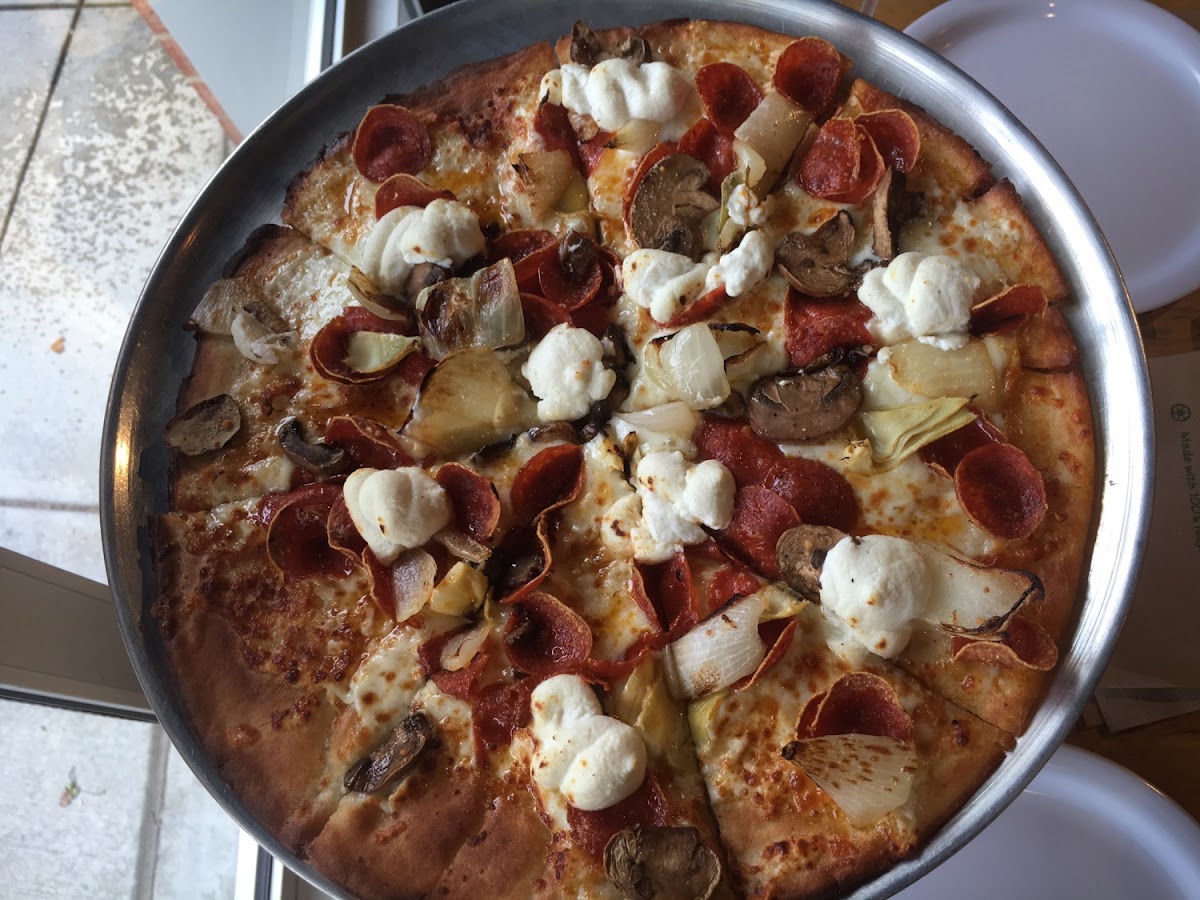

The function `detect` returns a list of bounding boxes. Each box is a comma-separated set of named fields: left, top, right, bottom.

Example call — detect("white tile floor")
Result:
left=0, top=3, right=239, bottom=897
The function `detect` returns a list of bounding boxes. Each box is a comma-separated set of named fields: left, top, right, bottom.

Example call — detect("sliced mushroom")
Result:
left=405, top=262, right=449, bottom=300
left=576, top=373, right=630, bottom=442
left=570, top=21, right=651, bottom=66
left=604, top=825, right=721, bottom=900
left=746, top=366, right=863, bottom=442
left=276, top=416, right=349, bottom=475
left=164, top=394, right=241, bottom=456
left=776, top=525, right=847, bottom=599
left=528, top=421, right=582, bottom=444
left=343, top=713, right=432, bottom=794
left=775, top=211, right=857, bottom=297
left=630, top=154, right=719, bottom=261
left=870, top=169, right=926, bottom=261
left=559, top=230, right=597, bottom=284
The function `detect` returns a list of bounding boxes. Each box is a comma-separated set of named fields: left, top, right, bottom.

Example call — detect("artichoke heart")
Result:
left=859, top=397, right=975, bottom=471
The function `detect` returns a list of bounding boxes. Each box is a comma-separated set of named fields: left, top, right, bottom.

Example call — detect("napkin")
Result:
left=1094, top=349, right=1200, bottom=731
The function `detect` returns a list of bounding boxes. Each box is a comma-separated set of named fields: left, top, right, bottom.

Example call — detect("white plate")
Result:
left=906, top=0, right=1200, bottom=313
left=896, top=745, right=1200, bottom=899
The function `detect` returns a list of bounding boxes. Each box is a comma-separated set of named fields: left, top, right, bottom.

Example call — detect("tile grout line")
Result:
left=0, top=0, right=84, bottom=257
left=133, top=726, right=170, bottom=900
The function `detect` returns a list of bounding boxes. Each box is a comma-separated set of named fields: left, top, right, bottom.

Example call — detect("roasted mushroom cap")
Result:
left=746, top=366, right=863, bottom=442
left=276, top=416, right=350, bottom=475
left=775, top=210, right=857, bottom=297
left=164, top=394, right=241, bottom=456
left=344, top=713, right=432, bottom=794
left=629, top=154, right=719, bottom=261
left=405, top=261, right=449, bottom=300
left=776, top=525, right=847, bottom=598
left=604, top=825, right=721, bottom=900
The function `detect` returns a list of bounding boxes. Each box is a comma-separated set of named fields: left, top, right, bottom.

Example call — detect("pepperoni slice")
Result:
left=374, top=173, right=454, bottom=218
left=969, top=284, right=1048, bottom=336
left=503, top=591, right=593, bottom=676
left=737, top=617, right=798, bottom=691
left=677, top=118, right=734, bottom=195
left=472, top=677, right=540, bottom=759
left=435, top=463, right=500, bottom=542
left=520, top=291, right=572, bottom=340
left=510, top=444, right=586, bottom=524
left=696, top=62, right=764, bottom=135
left=703, top=561, right=763, bottom=614
left=797, top=673, right=914, bottom=741
left=855, top=110, right=921, bottom=175
left=533, top=101, right=584, bottom=172
left=623, top=141, right=678, bottom=227
left=489, top=229, right=558, bottom=292
left=955, top=442, right=1048, bottom=540
left=566, top=776, right=670, bottom=861
left=951, top=616, right=1058, bottom=671
left=569, top=295, right=615, bottom=338
left=395, top=349, right=437, bottom=387
left=773, top=37, right=847, bottom=116
left=419, top=626, right=490, bottom=700
left=694, top=416, right=781, bottom=487
left=631, top=552, right=698, bottom=637
left=784, top=291, right=876, bottom=368
left=352, top=104, right=432, bottom=183
left=538, top=243, right=604, bottom=310
left=326, top=493, right=366, bottom=562
left=799, top=119, right=885, bottom=204
left=578, top=130, right=614, bottom=175
left=765, top=456, right=859, bottom=532
left=264, top=483, right=351, bottom=579
left=716, top=485, right=801, bottom=580
left=310, top=306, right=415, bottom=385
left=919, top=412, right=1005, bottom=478
left=324, top=415, right=414, bottom=469
left=489, top=518, right=553, bottom=606
left=661, top=285, right=728, bottom=328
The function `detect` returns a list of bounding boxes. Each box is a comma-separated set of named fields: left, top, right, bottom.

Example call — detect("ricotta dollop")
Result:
left=343, top=467, right=452, bottom=565
left=357, top=199, right=486, bottom=296
left=551, top=59, right=696, bottom=140
left=857, top=252, right=981, bottom=349
left=521, top=323, right=616, bottom=422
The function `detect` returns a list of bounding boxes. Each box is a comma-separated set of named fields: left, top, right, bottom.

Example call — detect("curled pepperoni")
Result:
left=661, top=285, right=728, bottom=328
left=326, top=493, right=366, bottom=562
left=533, top=101, right=584, bottom=172
left=419, top=626, right=490, bottom=700
left=716, top=486, right=801, bottom=580
left=569, top=295, right=615, bottom=338
left=736, top=617, right=798, bottom=691
left=765, top=456, right=859, bottom=533
left=696, top=62, right=764, bottom=135
left=374, top=173, right=454, bottom=218
left=623, top=141, right=678, bottom=227
left=951, top=616, right=1058, bottom=671
left=695, top=416, right=781, bottom=487
left=472, top=677, right=539, bottom=759
left=503, top=591, right=593, bottom=676
left=704, top=563, right=763, bottom=615
left=566, top=776, right=670, bottom=860
left=435, top=463, right=500, bottom=542
left=310, top=306, right=415, bottom=385
left=784, top=291, right=876, bottom=368
left=265, top=483, right=351, bottom=579
left=970, top=284, right=1048, bottom=337
left=352, top=104, right=432, bottom=183
left=489, top=229, right=558, bottom=292
left=919, top=412, right=1005, bottom=478
left=395, top=350, right=437, bottom=387
left=677, top=119, right=734, bottom=195
left=324, top=415, right=414, bottom=469
left=797, top=673, right=914, bottom=741
left=510, top=444, right=586, bottom=524
left=489, top=519, right=552, bottom=605
left=955, top=442, right=1048, bottom=540
left=520, top=291, right=572, bottom=340
left=578, top=130, right=614, bottom=175
left=799, top=119, right=884, bottom=204
left=631, top=552, right=698, bottom=637
left=856, top=109, right=921, bottom=174
left=773, top=37, right=847, bottom=116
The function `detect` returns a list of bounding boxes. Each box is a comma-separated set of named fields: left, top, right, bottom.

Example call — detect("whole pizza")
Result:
left=153, top=18, right=1095, bottom=899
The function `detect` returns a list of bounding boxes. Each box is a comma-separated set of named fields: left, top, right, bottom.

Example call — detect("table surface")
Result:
left=870, top=0, right=1200, bottom=825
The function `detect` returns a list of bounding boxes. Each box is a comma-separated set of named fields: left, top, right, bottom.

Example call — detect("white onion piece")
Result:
left=346, top=266, right=412, bottom=321
left=733, top=91, right=813, bottom=191
left=610, top=118, right=661, bottom=156
left=343, top=331, right=421, bottom=374
left=433, top=528, right=491, bottom=564
left=917, top=544, right=1039, bottom=635
left=664, top=592, right=767, bottom=700
left=515, top=149, right=588, bottom=217
left=404, top=348, right=537, bottom=455
left=782, top=734, right=916, bottom=827
left=190, top=277, right=258, bottom=334
left=416, top=258, right=525, bottom=360
left=231, top=309, right=294, bottom=365
left=659, top=324, right=730, bottom=410
left=887, top=339, right=1000, bottom=412
left=730, top=139, right=767, bottom=191
left=391, top=548, right=437, bottom=621
left=440, top=620, right=490, bottom=672
left=612, top=401, right=699, bottom=434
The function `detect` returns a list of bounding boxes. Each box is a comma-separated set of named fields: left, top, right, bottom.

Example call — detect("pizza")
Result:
left=152, top=18, right=1095, bottom=899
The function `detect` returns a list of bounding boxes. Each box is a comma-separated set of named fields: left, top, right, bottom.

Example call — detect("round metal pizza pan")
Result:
left=100, top=1, right=1153, bottom=897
